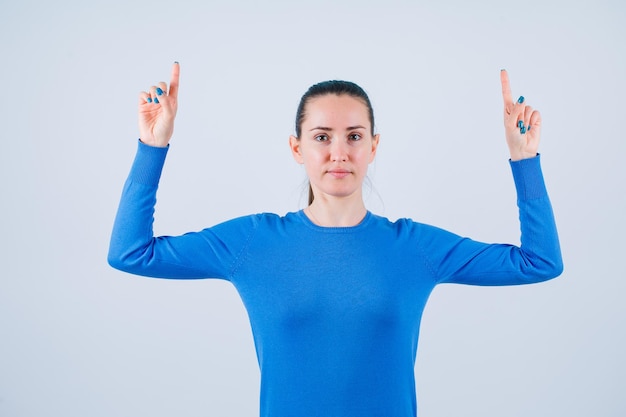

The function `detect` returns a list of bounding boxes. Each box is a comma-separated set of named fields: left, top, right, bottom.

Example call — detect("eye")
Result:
left=315, top=134, right=329, bottom=142
left=348, top=133, right=362, bottom=141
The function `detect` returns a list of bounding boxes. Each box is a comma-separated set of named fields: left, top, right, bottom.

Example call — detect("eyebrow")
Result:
left=309, top=125, right=367, bottom=132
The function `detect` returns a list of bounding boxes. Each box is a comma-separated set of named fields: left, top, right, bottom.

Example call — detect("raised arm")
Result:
left=138, top=62, right=180, bottom=148
left=109, top=62, right=209, bottom=278
left=423, top=71, right=563, bottom=286
left=501, top=69, right=541, bottom=161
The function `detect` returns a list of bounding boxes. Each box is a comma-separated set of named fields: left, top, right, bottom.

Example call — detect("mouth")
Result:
left=327, top=169, right=351, bottom=179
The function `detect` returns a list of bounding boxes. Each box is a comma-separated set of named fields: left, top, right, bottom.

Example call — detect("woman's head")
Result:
left=290, top=81, right=379, bottom=205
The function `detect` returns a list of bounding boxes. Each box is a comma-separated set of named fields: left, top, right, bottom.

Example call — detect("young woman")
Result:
left=108, top=62, right=563, bottom=417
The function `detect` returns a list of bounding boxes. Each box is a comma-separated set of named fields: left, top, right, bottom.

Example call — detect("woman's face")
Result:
left=289, top=94, right=379, bottom=203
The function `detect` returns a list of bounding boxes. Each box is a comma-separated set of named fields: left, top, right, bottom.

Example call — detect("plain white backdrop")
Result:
left=1, top=0, right=624, bottom=416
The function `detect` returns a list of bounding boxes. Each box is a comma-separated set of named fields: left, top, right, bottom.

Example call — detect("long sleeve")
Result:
left=107, top=140, right=257, bottom=280
left=421, top=155, right=563, bottom=286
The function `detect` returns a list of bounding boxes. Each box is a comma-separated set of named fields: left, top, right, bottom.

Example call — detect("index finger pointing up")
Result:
left=168, top=61, right=180, bottom=98
left=501, top=69, right=513, bottom=109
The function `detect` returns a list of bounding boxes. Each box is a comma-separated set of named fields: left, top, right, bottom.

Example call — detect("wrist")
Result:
left=509, top=151, right=538, bottom=161
left=139, top=138, right=169, bottom=148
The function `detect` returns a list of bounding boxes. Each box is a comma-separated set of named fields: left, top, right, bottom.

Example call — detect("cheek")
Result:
left=356, top=148, right=375, bottom=165
left=303, top=148, right=327, bottom=164
left=300, top=154, right=323, bottom=176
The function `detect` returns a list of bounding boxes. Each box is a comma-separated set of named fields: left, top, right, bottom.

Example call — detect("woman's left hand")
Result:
left=500, top=70, right=541, bottom=161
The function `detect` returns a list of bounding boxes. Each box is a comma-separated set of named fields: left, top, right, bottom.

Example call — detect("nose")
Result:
left=329, top=138, right=348, bottom=162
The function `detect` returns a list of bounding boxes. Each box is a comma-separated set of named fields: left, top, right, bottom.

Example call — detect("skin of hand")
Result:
left=138, top=62, right=180, bottom=148
left=500, top=69, right=541, bottom=161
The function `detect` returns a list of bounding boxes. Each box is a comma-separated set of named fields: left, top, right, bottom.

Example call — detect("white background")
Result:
left=1, top=0, right=624, bottom=416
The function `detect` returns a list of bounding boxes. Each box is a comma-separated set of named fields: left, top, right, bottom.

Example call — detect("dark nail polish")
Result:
left=518, top=120, right=524, bottom=128
left=146, top=97, right=152, bottom=103
left=154, top=97, right=159, bottom=104
left=156, top=87, right=163, bottom=96
left=520, top=126, right=526, bottom=134
left=517, top=96, right=525, bottom=104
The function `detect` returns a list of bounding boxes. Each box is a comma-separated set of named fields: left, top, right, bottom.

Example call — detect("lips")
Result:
left=327, top=169, right=351, bottom=179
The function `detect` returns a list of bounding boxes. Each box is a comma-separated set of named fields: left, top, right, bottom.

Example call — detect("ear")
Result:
left=289, top=135, right=304, bottom=164
left=369, top=134, right=380, bottom=163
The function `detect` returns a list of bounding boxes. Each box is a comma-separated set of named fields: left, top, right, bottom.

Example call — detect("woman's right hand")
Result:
left=138, top=62, right=180, bottom=148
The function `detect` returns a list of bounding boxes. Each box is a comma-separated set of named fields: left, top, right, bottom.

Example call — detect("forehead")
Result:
left=303, top=94, right=370, bottom=129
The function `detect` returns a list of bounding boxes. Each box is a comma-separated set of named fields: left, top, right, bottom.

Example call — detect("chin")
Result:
left=324, top=188, right=361, bottom=199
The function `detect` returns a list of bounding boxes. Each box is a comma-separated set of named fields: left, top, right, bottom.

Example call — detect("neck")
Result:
left=305, top=196, right=367, bottom=227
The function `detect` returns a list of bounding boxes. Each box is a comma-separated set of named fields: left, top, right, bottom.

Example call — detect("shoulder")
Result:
left=368, top=212, right=421, bottom=231
left=368, top=213, right=422, bottom=237
left=368, top=213, right=458, bottom=240
left=210, top=211, right=302, bottom=234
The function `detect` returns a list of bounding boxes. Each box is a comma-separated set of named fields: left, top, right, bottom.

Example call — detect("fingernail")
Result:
left=156, top=87, right=164, bottom=96
left=174, top=61, right=179, bottom=64
left=518, top=120, right=524, bottom=129
left=520, top=126, right=526, bottom=134
left=154, top=97, right=159, bottom=104
left=517, top=96, right=525, bottom=104
left=146, top=97, right=152, bottom=103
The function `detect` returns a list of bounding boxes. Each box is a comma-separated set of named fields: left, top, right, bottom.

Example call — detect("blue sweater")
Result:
left=108, top=141, right=563, bottom=417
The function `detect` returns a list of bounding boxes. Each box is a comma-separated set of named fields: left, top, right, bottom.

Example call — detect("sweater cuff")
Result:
left=509, top=154, right=548, bottom=201
left=128, top=139, right=169, bottom=186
